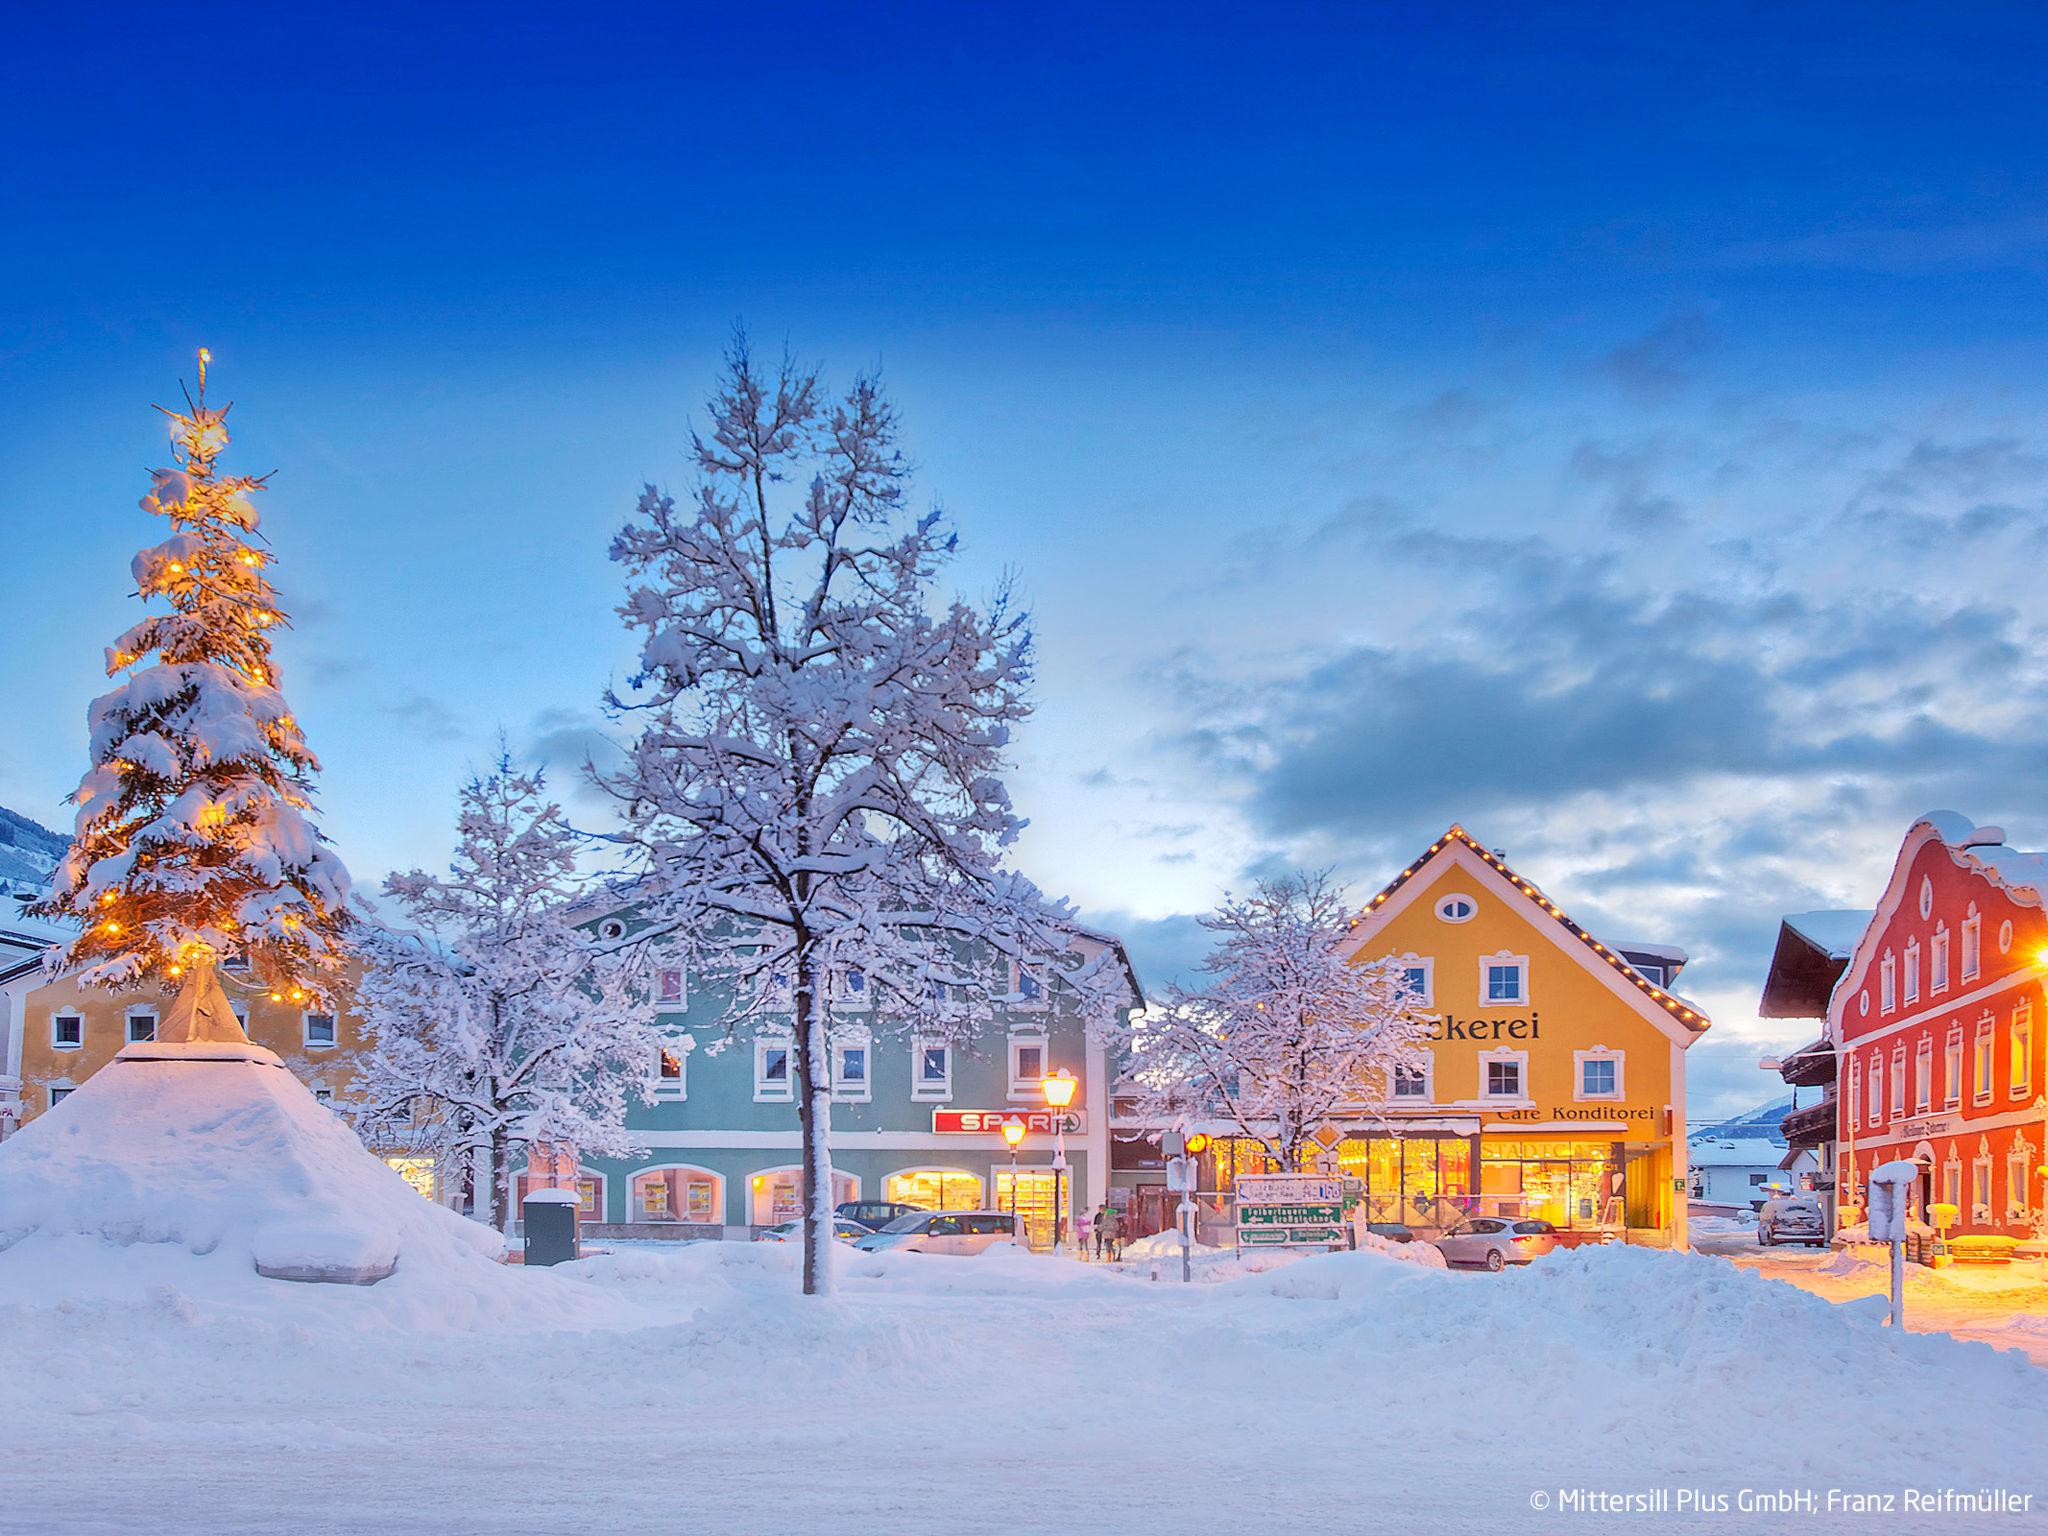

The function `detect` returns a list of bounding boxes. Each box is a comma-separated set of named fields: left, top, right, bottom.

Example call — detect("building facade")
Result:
left=520, top=901, right=1143, bottom=1248
left=1331, top=826, right=1707, bottom=1247
left=1760, top=909, right=1869, bottom=1233
left=1830, top=813, right=2048, bottom=1257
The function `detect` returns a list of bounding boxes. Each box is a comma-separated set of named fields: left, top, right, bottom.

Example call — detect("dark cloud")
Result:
left=1603, top=311, right=1714, bottom=402
left=1080, top=908, right=1214, bottom=996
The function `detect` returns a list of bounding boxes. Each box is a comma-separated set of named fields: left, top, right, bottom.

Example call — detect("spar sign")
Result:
left=1233, top=1173, right=1346, bottom=1248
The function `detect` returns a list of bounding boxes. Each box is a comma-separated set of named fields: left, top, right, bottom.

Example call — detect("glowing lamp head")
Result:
left=1184, top=1133, right=1211, bottom=1157
left=1040, top=1068, right=1077, bottom=1110
left=1000, top=1118, right=1026, bottom=1148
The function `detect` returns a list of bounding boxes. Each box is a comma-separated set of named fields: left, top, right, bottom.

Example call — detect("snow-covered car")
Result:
left=754, top=1218, right=870, bottom=1244
left=852, top=1210, right=1019, bottom=1256
left=1434, top=1216, right=1558, bottom=1271
left=1365, top=1222, right=1416, bottom=1243
left=1756, top=1193, right=1826, bottom=1247
left=836, top=1200, right=926, bottom=1232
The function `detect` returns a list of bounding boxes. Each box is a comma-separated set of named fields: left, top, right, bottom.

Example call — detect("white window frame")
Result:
left=51, top=1012, right=84, bottom=1051
left=1944, top=1025, right=1963, bottom=1109
left=1008, top=959, right=1049, bottom=1011
left=1913, top=1036, right=1932, bottom=1114
left=831, top=1028, right=873, bottom=1103
left=221, top=947, right=251, bottom=973
left=1846, top=1056, right=1861, bottom=1128
left=1478, top=1046, right=1530, bottom=1104
left=631, top=1163, right=725, bottom=1225
left=1902, top=938, right=1920, bottom=1006
left=2008, top=1140, right=2034, bottom=1222
left=1572, top=1046, right=1624, bottom=1103
left=125, top=1006, right=158, bottom=1045
left=911, top=1036, right=953, bottom=1102
left=652, top=1033, right=692, bottom=1102
left=302, top=1010, right=338, bottom=1049
left=834, top=966, right=872, bottom=1010
left=2010, top=1001, right=2033, bottom=1101
left=1396, top=954, right=1434, bottom=1008
left=1941, top=1154, right=1962, bottom=1211
left=1477, top=951, right=1529, bottom=1007
left=1868, top=1051, right=1884, bottom=1127
left=1961, top=907, right=1982, bottom=981
left=1007, top=1030, right=1050, bottom=1099
left=1435, top=892, right=1477, bottom=924
left=1391, top=1050, right=1433, bottom=1102
left=1888, top=1044, right=1905, bottom=1124
left=653, top=965, right=688, bottom=1008
left=1930, top=926, right=1949, bottom=995
left=48, top=1085, right=74, bottom=1109
left=1971, top=1143, right=1994, bottom=1222
left=1974, top=1016, right=1996, bottom=1105
left=754, top=1033, right=794, bottom=1103
left=1880, top=952, right=1896, bottom=1013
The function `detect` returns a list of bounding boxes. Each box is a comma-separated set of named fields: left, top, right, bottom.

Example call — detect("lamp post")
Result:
left=1042, top=1068, right=1078, bottom=1255
left=1001, top=1117, right=1025, bottom=1231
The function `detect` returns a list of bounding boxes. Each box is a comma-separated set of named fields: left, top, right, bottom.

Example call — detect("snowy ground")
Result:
left=1692, top=1219, right=2048, bottom=1367
left=4, top=1236, right=2047, bottom=1535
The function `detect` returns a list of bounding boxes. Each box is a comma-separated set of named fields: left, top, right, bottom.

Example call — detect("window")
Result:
left=2009, top=1142, right=2034, bottom=1221
left=48, top=1086, right=73, bottom=1108
left=1975, top=1017, right=1996, bottom=1104
left=1009, top=961, right=1047, bottom=1006
left=1971, top=1149, right=1993, bottom=1220
left=1930, top=927, right=1949, bottom=994
left=1479, top=952, right=1528, bottom=1005
left=833, top=1036, right=871, bottom=1101
left=1889, top=1046, right=1905, bottom=1123
left=597, top=918, right=627, bottom=941
left=1008, top=1033, right=1047, bottom=1096
left=1902, top=939, right=1920, bottom=1006
left=1397, top=956, right=1434, bottom=1007
left=51, top=1014, right=83, bottom=1050
left=303, top=1012, right=337, bottom=1048
left=1633, top=961, right=1669, bottom=986
left=221, top=947, right=250, bottom=972
left=836, top=968, right=870, bottom=1007
left=1914, top=1037, right=1932, bottom=1114
left=1578, top=1056, right=1619, bottom=1100
left=1961, top=908, right=1982, bottom=981
left=754, top=1035, right=793, bottom=1102
left=313, top=1087, right=334, bottom=1104
left=1945, top=1026, right=1963, bottom=1109
left=1480, top=1050, right=1527, bottom=1100
left=1749, top=1172, right=1768, bottom=1187
left=2010, top=1002, right=2033, bottom=1100
left=1999, top=919, right=2014, bottom=955
left=126, top=1009, right=156, bottom=1044
left=1918, top=877, right=1934, bottom=920
left=1942, top=1157, right=1962, bottom=1211
left=1435, top=893, right=1476, bottom=923
left=653, top=1036, right=689, bottom=1101
left=912, top=1038, right=952, bottom=1100
left=1880, top=953, right=1896, bottom=1013
left=1847, top=1057, right=1861, bottom=1127
left=1392, top=1053, right=1432, bottom=1100
left=654, top=967, right=686, bottom=1006
left=633, top=1166, right=721, bottom=1224
left=1868, top=1052, right=1884, bottom=1127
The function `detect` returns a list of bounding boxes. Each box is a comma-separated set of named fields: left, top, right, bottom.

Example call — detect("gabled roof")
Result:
left=1760, top=912, right=1869, bottom=1020
left=1339, top=824, right=1710, bottom=1039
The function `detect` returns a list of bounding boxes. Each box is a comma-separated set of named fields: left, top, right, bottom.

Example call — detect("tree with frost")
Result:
left=1123, top=872, right=1436, bottom=1172
left=603, top=331, right=1125, bottom=1295
left=35, top=350, right=352, bottom=1041
left=352, top=756, right=661, bottom=1232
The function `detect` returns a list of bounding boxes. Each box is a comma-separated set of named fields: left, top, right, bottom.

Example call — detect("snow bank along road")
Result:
left=2, top=1237, right=2044, bottom=1536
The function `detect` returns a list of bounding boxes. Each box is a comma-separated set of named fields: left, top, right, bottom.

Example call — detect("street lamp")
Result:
left=1041, top=1068, right=1077, bottom=1255
left=1002, top=1117, right=1026, bottom=1228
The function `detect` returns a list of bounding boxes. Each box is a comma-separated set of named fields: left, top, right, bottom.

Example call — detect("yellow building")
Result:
left=1335, top=825, right=1708, bottom=1248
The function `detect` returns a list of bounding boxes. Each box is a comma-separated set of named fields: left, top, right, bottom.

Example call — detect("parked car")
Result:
left=1756, top=1193, right=1826, bottom=1247
left=836, top=1200, right=926, bottom=1232
left=755, top=1218, right=870, bottom=1244
left=1435, top=1216, right=1559, bottom=1271
left=1365, top=1222, right=1416, bottom=1243
left=851, top=1210, right=1020, bottom=1256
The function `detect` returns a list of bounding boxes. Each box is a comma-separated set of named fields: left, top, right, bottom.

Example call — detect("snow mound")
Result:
left=0, top=1041, right=503, bottom=1286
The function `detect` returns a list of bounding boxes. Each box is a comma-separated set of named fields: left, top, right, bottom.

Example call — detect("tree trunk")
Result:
left=792, top=949, right=837, bottom=1296
left=491, top=1123, right=512, bottom=1234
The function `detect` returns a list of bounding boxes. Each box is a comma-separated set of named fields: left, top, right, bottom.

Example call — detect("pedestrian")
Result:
left=1094, top=1201, right=1122, bottom=1262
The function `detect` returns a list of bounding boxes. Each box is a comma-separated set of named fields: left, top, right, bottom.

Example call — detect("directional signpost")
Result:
left=1234, top=1173, right=1347, bottom=1248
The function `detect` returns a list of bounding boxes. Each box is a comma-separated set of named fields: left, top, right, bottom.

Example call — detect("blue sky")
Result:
left=7, top=3, right=2048, bottom=1115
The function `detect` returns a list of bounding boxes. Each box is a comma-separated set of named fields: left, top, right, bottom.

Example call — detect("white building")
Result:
left=1689, top=1136, right=1819, bottom=1208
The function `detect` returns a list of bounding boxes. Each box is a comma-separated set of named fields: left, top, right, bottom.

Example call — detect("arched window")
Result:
left=631, top=1164, right=723, bottom=1224
left=749, top=1165, right=857, bottom=1226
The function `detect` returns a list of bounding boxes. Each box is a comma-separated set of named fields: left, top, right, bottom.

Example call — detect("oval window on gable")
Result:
left=1435, top=893, right=1476, bottom=924
left=1919, top=878, right=1934, bottom=920
left=597, top=918, right=627, bottom=940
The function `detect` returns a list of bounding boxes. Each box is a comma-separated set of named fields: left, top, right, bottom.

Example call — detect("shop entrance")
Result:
left=993, top=1168, right=1070, bottom=1250
left=885, top=1168, right=985, bottom=1212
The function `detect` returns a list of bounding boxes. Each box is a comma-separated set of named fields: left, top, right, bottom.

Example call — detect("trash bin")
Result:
left=523, top=1189, right=581, bottom=1266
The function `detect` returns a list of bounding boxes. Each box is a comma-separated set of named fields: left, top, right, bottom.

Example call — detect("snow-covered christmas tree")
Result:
left=352, top=755, right=661, bottom=1232
left=0, top=354, right=499, bottom=1286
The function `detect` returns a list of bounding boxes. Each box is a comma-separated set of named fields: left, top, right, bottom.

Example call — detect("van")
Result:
left=851, top=1209, right=1020, bottom=1256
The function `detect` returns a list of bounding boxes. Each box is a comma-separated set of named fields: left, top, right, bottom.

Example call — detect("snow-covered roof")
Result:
left=1781, top=910, right=1873, bottom=961
left=1686, top=1137, right=1791, bottom=1167
left=1612, top=940, right=1688, bottom=967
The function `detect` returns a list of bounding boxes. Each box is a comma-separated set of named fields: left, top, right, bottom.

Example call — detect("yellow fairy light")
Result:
left=168, top=964, right=182, bottom=977
left=102, top=920, right=121, bottom=934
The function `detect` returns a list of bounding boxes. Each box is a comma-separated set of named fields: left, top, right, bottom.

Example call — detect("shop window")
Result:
left=833, top=1035, right=871, bottom=1102
left=1480, top=1050, right=1528, bottom=1101
left=1880, top=953, right=1896, bottom=1013
left=303, top=1012, right=337, bottom=1048
left=1435, top=893, right=1476, bottom=924
left=1974, top=1017, right=1995, bottom=1104
left=1573, top=1048, right=1623, bottom=1101
left=912, top=1038, right=952, bottom=1100
left=1479, top=953, right=1528, bottom=1006
left=126, top=1008, right=157, bottom=1045
left=1914, top=1038, right=1932, bottom=1114
left=1944, top=1026, right=1963, bottom=1109
left=755, top=1035, right=794, bottom=1102
left=1397, top=956, right=1434, bottom=1007
left=515, top=1170, right=604, bottom=1220
left=1961, top=908, right=1982, bottom=981
left=1902, top=939, right=1920, bottom=1006
left=51, top=1013, right=83, bottom=1050
left=750, top=1166, right=856, bottom=1226
left=885, top=1168, right=984, bottom=1212
left=654, top=966, right=687, bottom=1006
left=632, top=1165, right=721, bottom=1224
left=653, top=1037, right=689, bottom=1101
left=2011, top=1002, right=2033, bottom=1100
left=1008, top=1032, right=1047, bottom=1097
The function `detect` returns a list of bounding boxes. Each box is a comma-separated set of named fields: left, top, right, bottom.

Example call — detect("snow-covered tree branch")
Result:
left=1122, top=871, right=1435, bottom=1170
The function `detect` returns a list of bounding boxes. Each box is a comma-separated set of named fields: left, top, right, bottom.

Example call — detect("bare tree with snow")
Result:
left=352, top=755, right=660, bottom=1232
left=1124, top=871, right=1436, bottom=1171
left=602, top=331, right=1124, bottom=1295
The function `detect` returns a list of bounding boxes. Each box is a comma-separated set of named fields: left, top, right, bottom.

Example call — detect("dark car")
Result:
left=836, top=1200, right=927, bottom=1232
left=1366, top=1222, right=1416, bottom=1243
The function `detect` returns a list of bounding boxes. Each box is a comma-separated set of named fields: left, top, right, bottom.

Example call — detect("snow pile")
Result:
left=0, top=1042, right=503, bottom=1286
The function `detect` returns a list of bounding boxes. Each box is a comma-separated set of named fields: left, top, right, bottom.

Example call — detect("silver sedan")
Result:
left=1434, top=1216, right=1560, bottom=1270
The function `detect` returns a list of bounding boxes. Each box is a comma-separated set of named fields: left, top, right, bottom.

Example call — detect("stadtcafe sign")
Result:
left=933, top=1108, right=1088, bottom=1135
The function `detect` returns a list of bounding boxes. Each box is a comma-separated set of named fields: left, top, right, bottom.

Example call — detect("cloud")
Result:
left=377, top=694, right=466, bottom=743
left=1602, top=311, right=1714, bottom=402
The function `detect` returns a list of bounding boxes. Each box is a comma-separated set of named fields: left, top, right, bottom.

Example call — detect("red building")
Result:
left=1832, top=813, right=2048, bottom=1259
